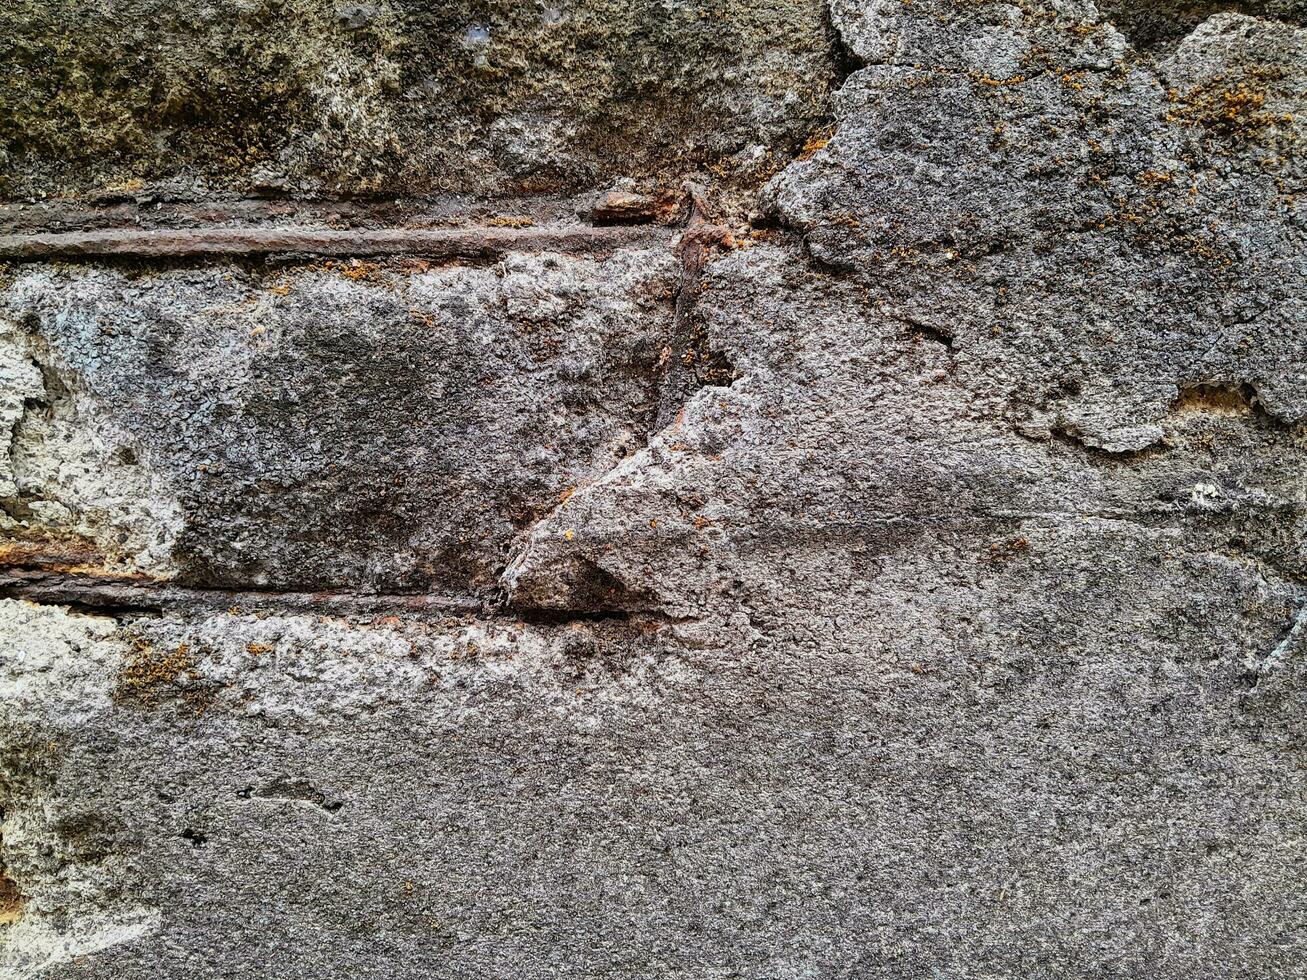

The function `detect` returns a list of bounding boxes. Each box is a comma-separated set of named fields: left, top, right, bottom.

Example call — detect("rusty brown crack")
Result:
left=653, top=184, right=736, bottom=431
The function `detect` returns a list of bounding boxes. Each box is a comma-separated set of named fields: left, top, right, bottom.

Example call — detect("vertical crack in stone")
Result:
left=822, top=0, right=867, bottom=81
left=654, top=184, right=737, bottom=433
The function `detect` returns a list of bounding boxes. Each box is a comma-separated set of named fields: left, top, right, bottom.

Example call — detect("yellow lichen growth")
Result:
left=316, top=259, right=384, bottom=282
left=797, top=127, right=835, bottom=161
left=104, top=177, right=146, bottom=193
left=115, top=639, right=216, bottom=714
left=974, top=73, right=1027, bottom=88
left=987, top=537, right=1031, bottom=563
left=1135, top=169, right=1174, bottom=186
left=487, top=216, right=534, bottom=228
left=1168, top=78, right=1288, bottom=145
left=1058, top=72, right=1086, bottom=92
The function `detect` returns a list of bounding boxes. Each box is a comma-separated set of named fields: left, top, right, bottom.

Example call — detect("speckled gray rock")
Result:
left=3, top=1, right=1307, bottom=978
left=0, top=0, right=837, bottom=197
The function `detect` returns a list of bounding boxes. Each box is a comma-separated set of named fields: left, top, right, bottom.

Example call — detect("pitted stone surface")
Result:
left=0, top=249, right=676, bottom=590
left=768, top=7, right=1307, bottom=451
left=0, top=0, right=836, bottom=197
left=2, top=2, right=1307, bottom=978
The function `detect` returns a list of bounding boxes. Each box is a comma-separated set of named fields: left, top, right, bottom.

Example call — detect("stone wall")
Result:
left=2, top=2, right=1306, bottom=977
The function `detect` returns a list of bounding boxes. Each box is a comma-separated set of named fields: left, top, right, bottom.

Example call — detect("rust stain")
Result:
left=0, top=532, right=108, bottom=574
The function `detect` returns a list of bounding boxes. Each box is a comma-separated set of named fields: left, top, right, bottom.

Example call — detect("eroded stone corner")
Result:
left=0, top=602, right=158, bottom=979
left=0, top=312, right=182, bottom=580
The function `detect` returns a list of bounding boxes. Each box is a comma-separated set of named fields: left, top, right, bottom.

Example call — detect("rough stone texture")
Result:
left=3, top=1, right=1307, bottom=978
left=0, top=248, right=677, bottom=591
left=772, top=5, right=1307, bottom=451
left=0, top=0, right=836, bottom=198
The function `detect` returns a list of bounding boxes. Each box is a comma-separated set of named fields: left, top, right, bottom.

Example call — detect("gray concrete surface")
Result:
left=2, top=2, right=1306, bottom=977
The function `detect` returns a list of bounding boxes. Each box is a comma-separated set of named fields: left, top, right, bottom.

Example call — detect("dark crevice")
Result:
left=0, top=567, right=697, bottom=631
left=789, top=233, right=857, bottom=279
left=25, top=598, right=165, bottom=620
left=504, top=606, right=642, bottom=626
left=507, top=605, right=701, bottom=629
left=822, top=0, right=866, bottom=85
left=1171, top=381, right=1301, bottom=431
left=778, top=4, right=861, bottom=175
left=0, top=570, right=488, bottom=619
left=501, top=554, right=661, bottom=619
left=890, top=311, right=956, bottom=350
left=1097, top=1, right=1307, bottom=53
left=1043, top=425, right=1169, bottom=462
left=0, top=223, right=670, bottom=265
left=239, top=779, right=344, bottom=814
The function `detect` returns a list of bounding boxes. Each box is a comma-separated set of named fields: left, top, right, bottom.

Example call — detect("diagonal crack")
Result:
left=1251, top=603, right=1307, bottom=677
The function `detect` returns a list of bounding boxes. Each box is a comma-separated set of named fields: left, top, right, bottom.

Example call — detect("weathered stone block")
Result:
left=2, top=2, right=1306, bottom=977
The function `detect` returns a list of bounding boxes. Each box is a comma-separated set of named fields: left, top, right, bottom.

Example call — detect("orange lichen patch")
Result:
left=651, top=191, right=685, bottom=223
left=797, top=127, right=835, bottom=161
left=973, top=73, right=1028, bottom=88
left=987, top=537, right=1031, bottom=563
left=315, top=259, right=384, bottom=282
left=245, top=642, right=274, bottom=656
left=267, top=282, right=292, bottom=296
left=1171, top=384, right=1256, bottom=416
left=116, top=640, right=192, bottom=703
left=1168, top=77, right=1290, bottom=144
left=487, top=215, right=535, bottom=228
left=1135, top=169, right=1175, bottom=186
left=103, top=177, right=146, bottom=194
